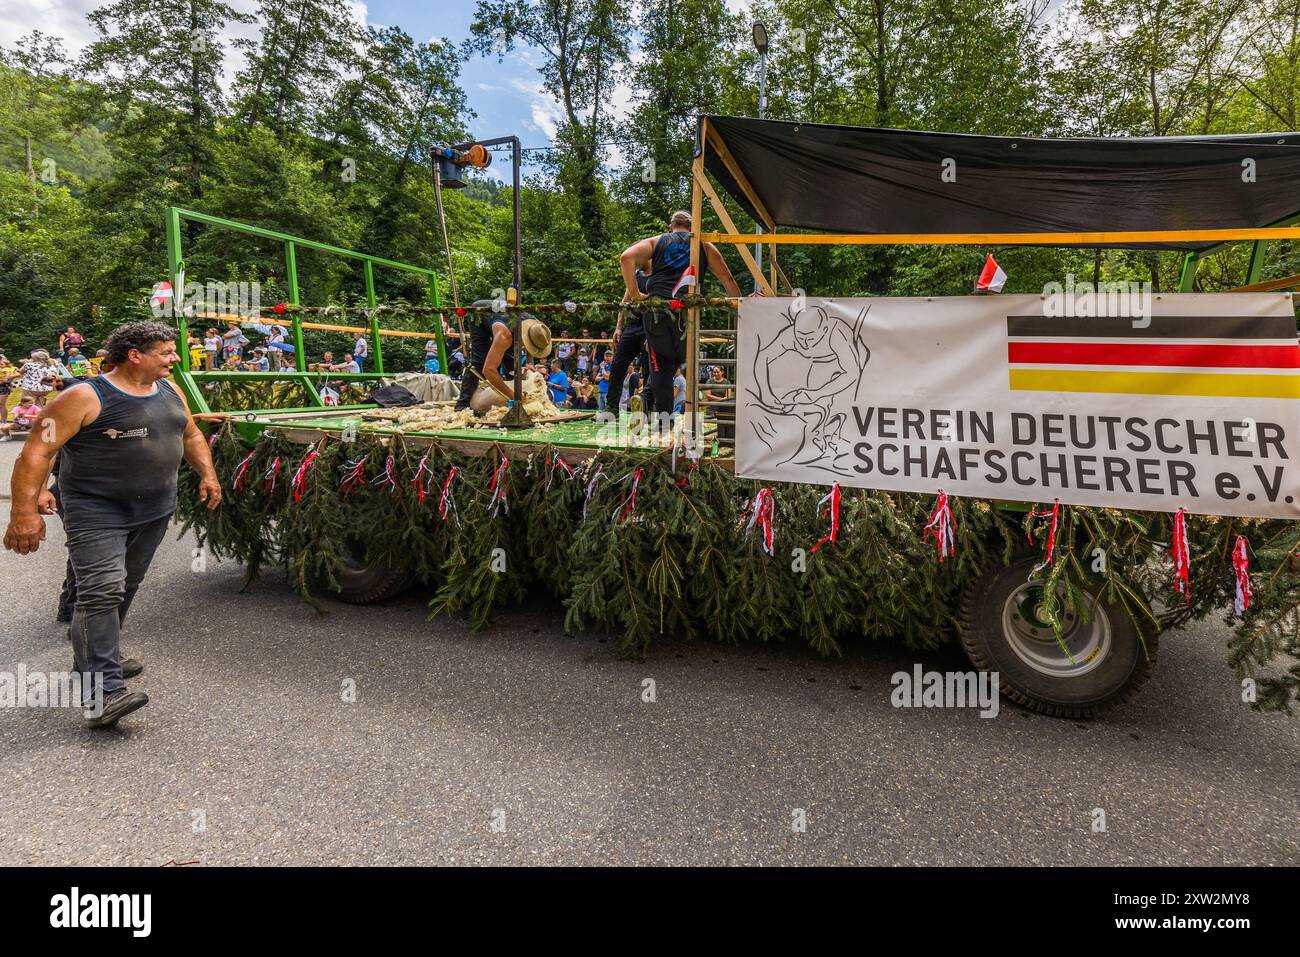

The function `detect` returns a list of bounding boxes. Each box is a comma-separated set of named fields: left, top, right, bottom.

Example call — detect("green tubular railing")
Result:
left=164, top=207, right=446, bottom=414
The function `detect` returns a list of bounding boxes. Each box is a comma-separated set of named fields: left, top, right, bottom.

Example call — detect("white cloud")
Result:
left=0, top=0, right=100, bottom=57
left=0, top=0, right=368, bottom=94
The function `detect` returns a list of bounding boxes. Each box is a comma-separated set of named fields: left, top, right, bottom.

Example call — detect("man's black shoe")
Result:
left=71, top=657, right=144, bottom=679
left=86, top=690, right=148, bottom=728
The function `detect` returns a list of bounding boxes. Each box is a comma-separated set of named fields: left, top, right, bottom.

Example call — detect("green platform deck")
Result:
left=243, top=409, right=723, bottom=456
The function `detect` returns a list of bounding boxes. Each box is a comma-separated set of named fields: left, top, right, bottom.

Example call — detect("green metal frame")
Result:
left=1179, top=211, right=1300, bottom=292
left=165, top=207, right=446, bottom=413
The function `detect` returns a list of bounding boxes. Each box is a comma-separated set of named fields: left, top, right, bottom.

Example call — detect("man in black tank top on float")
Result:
left=604, top=269, right=655, bottom=417
left=4, top=321, right=223, bottom=727
left=618, top=211, right=743, bottom=430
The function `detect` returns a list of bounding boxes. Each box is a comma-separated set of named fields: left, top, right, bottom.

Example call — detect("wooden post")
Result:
left=696, top=166, right=774, bottom=296
left=687, top=125, right=706, bottom=446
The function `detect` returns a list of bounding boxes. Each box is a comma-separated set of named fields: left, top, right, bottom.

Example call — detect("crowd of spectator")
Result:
left=0, top=325, right=110, bottom=436
left=1, top=317, right=734, bottom=436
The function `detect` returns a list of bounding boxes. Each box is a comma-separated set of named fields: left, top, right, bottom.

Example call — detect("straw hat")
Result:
left=519, top=315, right=552, bottom=358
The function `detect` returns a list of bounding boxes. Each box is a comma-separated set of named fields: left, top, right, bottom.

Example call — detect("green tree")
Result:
left=467, top=0, right=633, bottom=246
left=232, top=0, right=359, bottom=133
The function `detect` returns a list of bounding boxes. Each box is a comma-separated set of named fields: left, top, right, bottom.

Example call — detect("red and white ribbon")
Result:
left=923, top=491, right=956, bottom=562
left=339, top=456, right=368, bottom=497
left=262, top=455, right=281, bottom=494
left=1232, top=534, right=1251, bottom=616
left=413, top=454, right=435, bottom=503
left=612, top=468, right=645, bottom=523
left=1171, top=507, right=1191, bottom=602
left=369, top=454, right=399, bottom=493
left=546, top=451, right=576, bottom=491
left=675, top=463, right=699, bottom=488
left=744, top=487, right=776, bottom=556
left=811, top=483, right=841, bottom=553
left=207, top=431, right=219, bottom=449
left=582, top=465, right=606, bottom=520
left=487, top=456, right=509, bottom=516
left=1028, top=499, right=1061, bottom=578
left=439, top=466, right=460, bottom=524
left=231, top=451, right=256, bottom=493
left=290, top=450, right=319, bottom=503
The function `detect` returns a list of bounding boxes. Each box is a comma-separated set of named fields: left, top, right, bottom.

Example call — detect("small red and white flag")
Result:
left=670, top=266, right=696, bottom=297
left=975, top=254, right=1007, bottom=293
left=150, top=281, right=173, bottom=308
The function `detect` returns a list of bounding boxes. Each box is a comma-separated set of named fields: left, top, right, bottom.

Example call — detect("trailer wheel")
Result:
left=327, top=545, right=414, bottom=605
left=958, top=555, right=1157, bottom=719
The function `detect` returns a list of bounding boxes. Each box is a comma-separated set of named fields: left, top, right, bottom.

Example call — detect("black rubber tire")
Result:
left=958, top=554, right=1158, bottom=719
left=327, top=551, right=414, bottom=605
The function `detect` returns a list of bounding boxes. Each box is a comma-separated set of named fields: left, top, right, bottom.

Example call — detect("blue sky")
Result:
left=369, top=0, right=564, bottom=155
left=369, top=0, right=568, bottom=172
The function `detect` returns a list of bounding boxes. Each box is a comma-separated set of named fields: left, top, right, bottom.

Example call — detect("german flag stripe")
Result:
left=1009, top=369, right=1300, bottom=399
left=1006, top=314, right=1299, bottom=340
left=1008, top=342, right=1300, bottom=369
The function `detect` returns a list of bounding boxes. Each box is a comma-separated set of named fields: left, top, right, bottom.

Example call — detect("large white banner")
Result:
left=735, top=294, right=1300, bottom=518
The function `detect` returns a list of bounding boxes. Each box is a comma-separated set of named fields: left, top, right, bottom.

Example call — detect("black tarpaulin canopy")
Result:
left=696, top=115, right=1300, bottom=251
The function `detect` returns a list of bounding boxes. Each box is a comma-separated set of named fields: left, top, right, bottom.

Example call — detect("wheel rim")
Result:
left=1001, top=582, right=1111, bottom=678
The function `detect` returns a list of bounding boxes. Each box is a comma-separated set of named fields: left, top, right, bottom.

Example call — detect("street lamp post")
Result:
left=752, top=22, right=768, bottom=293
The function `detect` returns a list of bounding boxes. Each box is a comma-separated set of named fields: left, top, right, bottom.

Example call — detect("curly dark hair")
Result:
left=103, top=320, right=177, bottom=364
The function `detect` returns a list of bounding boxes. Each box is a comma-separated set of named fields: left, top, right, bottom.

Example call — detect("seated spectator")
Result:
left=90, top=348, right=110, bottom=374
left=424, top=337, right=439, bottom=364
left=243, top=348, right=270, bottom=372
left=0, top=393, right=41, bottom=439
left=308, top=351, right=337, bottom=372
left=576, top=375, right=596, bottom=410
left=186, top=333, right=204, bottom=368
left=546, top=359, right=569, bottom=407
left=65, top=348, right=92, bottom=379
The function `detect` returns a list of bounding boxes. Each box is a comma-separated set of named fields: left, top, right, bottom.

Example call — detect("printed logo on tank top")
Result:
left=103, top=427, right=149, bottom=440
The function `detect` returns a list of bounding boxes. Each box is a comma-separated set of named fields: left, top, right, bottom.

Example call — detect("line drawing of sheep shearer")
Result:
left=745, top=303, right=871, bottom=475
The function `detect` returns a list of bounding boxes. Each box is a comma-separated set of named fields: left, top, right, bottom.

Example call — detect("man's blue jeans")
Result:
left=66, top=515, right=171, bottom=704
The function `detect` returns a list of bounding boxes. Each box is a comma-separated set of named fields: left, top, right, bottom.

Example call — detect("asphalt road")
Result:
left=1, top=440, right=1297, bottom=866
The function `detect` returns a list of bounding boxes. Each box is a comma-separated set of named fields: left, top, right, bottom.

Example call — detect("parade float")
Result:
left=171, top=117, right=1300, bottom=718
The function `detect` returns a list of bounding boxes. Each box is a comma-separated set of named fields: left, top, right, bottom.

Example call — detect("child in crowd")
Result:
left=0, top=393, right=41, bottom=439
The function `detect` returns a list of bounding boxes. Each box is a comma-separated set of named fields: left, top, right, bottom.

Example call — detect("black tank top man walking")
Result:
left=57, top=375, right=190, bottom=529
